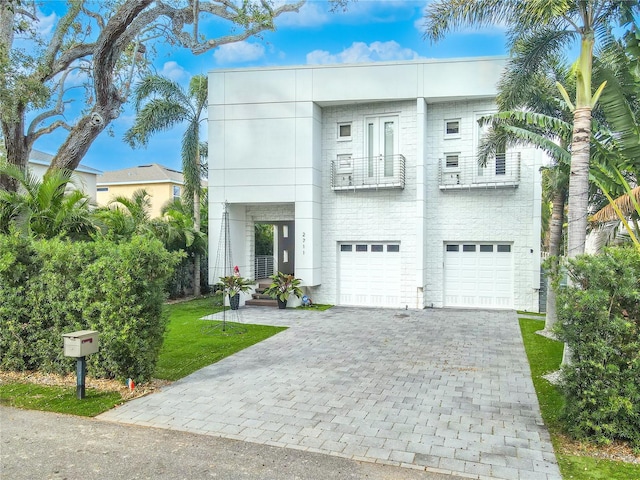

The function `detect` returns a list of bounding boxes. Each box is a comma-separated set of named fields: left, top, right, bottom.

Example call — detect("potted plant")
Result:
left=263, top=271, right=303, bottom=309
left=216, top=266, right=254, bottom=310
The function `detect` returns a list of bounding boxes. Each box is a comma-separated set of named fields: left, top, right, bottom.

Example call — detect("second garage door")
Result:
left=338, top=242, right=401, bottom=308
left=444, top=242, right=513, bottom=309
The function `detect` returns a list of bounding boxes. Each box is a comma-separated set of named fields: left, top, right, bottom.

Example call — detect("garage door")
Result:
left=444, top=243, right=513, bottom=308
left=338, top=243, right=401, bottom=308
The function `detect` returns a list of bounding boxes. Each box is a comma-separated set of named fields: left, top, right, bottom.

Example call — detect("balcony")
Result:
left=331, top=154, right=406, bottom=191
left=438, top=152, right=521, bottom=190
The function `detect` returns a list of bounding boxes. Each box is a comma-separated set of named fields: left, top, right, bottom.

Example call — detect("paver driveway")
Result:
left=98, top=307, right=561, bottom=480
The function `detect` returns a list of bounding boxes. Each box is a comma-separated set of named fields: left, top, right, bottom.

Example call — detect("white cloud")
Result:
left=159, top=61, right=188, bottom=81
left=36, top=9, right=57, bottom=37
left=307, top=41, right=422, bottom=65
left=274, top=2, right=330, bottom=27
left=213, top=41, right=266, bottom=64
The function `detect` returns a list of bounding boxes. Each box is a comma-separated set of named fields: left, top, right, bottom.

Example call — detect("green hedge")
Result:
left=0, top=235, right=181, bottom=382
left=557, top=247, right=640, bottom=448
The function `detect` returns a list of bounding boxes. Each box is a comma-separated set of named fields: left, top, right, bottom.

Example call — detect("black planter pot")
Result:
left=229, top=293, right=240, bottom=310
left=277, top=298, right=287, bottom=309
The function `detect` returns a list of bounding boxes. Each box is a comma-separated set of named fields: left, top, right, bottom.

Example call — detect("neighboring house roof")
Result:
left=97, top=163, right=184, bottom=186
left=29, top=149, right=103, bottom=175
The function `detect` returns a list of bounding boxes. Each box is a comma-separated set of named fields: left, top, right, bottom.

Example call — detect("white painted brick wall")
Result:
left=309, top=98, right=540, bottom=311
left=309, top=101, right=419, bottom=307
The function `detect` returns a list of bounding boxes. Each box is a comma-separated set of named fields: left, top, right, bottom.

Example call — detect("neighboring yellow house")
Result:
left=96, top=164, right=184, bottom=219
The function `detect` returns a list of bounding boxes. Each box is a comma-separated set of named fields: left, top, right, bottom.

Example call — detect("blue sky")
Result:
left=32, top=1, right=510, bottom=173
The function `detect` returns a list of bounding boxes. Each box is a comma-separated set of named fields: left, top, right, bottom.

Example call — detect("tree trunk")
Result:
left=544, top=187, right=567, bottom=333
left=192, top=151, right=201, bottom=297
left=0, top=118, right=29, bottom=192
left=567, top=107, right=592, bottom=258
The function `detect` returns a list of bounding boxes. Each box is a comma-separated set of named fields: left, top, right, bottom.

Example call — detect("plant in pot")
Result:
left=263, top=271, right=303, bottom=309
left=216, top=267, right=254, bottom=310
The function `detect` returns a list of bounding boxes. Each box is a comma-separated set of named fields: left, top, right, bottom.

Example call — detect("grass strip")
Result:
left=0, top=383, right=122, bottom=416
left=519, top=318, right=640, bottom=479
left=156, top=296, right=287, bottom=381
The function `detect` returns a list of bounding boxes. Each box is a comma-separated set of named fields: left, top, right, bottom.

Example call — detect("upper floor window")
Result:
left=337, top=122, right=352, bottom=141
left=173, top=185, right=181, bottom=200
left=445, top=119, right=461, bottom=138
left=445, top=153, right=459, bottom=169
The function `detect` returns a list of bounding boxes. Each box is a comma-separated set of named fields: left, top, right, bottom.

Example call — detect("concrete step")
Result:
left=252, top=292, right=273, bottom=300
left=245, top=298, right=278, bottom=307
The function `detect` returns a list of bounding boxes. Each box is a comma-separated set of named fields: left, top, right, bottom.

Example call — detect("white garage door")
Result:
left=444, top=243, right=513, bottom=309
left=338, top=243, right=401, bottom=308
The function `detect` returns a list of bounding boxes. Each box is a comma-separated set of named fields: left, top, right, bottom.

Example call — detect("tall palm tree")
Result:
left=0, top=163, right=95, bottom=240
left=424, top=0, right=639, bottom=258
left=124, top=74, right=207, bottom=296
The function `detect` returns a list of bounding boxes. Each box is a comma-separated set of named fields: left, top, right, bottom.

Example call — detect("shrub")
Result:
left=556, top=247, right=640, bottom=448
left=0, top=235, right=181, bottom=382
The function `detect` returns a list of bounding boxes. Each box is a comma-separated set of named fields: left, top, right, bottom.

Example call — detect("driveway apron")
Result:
left=98, top=307, right=561, bottom=480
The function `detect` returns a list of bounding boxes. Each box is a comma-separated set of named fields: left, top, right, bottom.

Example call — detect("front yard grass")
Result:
left=0, top=296, right=286, bottom=415
left=155, top=296, right=286, bottom=381
left=519, top=318, right=640, bottom=479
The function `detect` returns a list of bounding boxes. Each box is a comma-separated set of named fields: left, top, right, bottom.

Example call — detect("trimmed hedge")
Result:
left=0, top=235, right=181, bottom=382
left=556, top=247, right=640, bottom=448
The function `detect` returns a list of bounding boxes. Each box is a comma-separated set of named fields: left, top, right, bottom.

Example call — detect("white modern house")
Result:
left=208, top=57, right=543, bottom=311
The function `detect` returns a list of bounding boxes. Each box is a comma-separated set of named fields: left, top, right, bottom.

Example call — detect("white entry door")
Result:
left=338, top=242, right=401, bottom=308
left=444, top=243, right=513, bottom=308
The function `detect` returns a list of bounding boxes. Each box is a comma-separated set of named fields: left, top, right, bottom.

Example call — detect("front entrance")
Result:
left=275, top=222, right=295, bottom=275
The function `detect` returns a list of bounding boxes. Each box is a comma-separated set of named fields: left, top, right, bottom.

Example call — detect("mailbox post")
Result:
left=62, top=330, right=99, bottom=399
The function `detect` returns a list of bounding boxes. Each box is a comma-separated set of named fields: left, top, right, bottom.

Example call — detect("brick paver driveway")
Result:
left=98, top=307, right=561, bottom=480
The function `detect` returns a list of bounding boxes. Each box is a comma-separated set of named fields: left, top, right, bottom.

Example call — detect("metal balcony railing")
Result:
left=254, top=255, right=274, bottom=279
left=331, top=154, right=406, bottom=191
left=438, top=152, right=521, bottom=189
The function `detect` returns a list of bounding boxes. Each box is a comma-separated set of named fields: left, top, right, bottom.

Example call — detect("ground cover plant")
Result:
left=519, top=318, right=640, bottom=479
left=0, top=296, right=286, bottom=416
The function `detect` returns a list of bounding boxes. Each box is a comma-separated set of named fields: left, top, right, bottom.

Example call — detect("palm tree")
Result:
left=424, top=0, right=639, bottom=258
left=94, top=188, right=154, bottom=241
left=124, top=74, right=207, bottom=296
left=0, top=163, right=95, bottom=240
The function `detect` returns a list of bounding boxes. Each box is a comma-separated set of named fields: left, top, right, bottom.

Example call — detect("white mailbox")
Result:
left=63, top=330, right=99, bottom=357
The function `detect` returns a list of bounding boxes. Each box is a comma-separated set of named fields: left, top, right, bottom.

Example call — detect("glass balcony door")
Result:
left=366, top=115, right=398, bottom=184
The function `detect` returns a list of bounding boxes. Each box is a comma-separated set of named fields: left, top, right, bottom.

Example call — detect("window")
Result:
left=495, top=152, right=506, bottom=175
left=356, top=244, right=368, bottom=252
left=497, top=244, right=511, bottom=253
left=336, top=154, right=352, bottom=172
left=371, top=245, right=383, bottom=252
left=337, top=122, right=352, bottom=141
left=341, top=244, right=353, bottom=252
left=446, top=244, right=459, bottom=252
left=463, top=244, right=476, bottom=252
left=97, top=187, right=109, bottom=192
left=445, top=119, right=460, bottom=137
left=445, top=154, right=459, bottom=169
left=480, top=245, right=494, bottom=252
left=387, top=244, right=400, bottom=252
left=172, top=185, right=181, bottom=200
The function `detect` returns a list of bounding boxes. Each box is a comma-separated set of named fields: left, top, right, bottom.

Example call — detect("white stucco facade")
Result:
left=208, top=57, right=542, bottom=311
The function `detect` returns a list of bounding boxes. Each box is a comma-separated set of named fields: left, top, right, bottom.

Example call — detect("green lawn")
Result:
left=155, top=297, right=286, bottom=380
left=0, top=296, right=286, bottom=415
left=0, top=382, right=122, bottom=416
left=519, top=318, right=640, bottom=479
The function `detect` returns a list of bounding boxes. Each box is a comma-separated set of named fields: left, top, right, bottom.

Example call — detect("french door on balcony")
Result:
left=365, top=115, right=398, bottom=184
